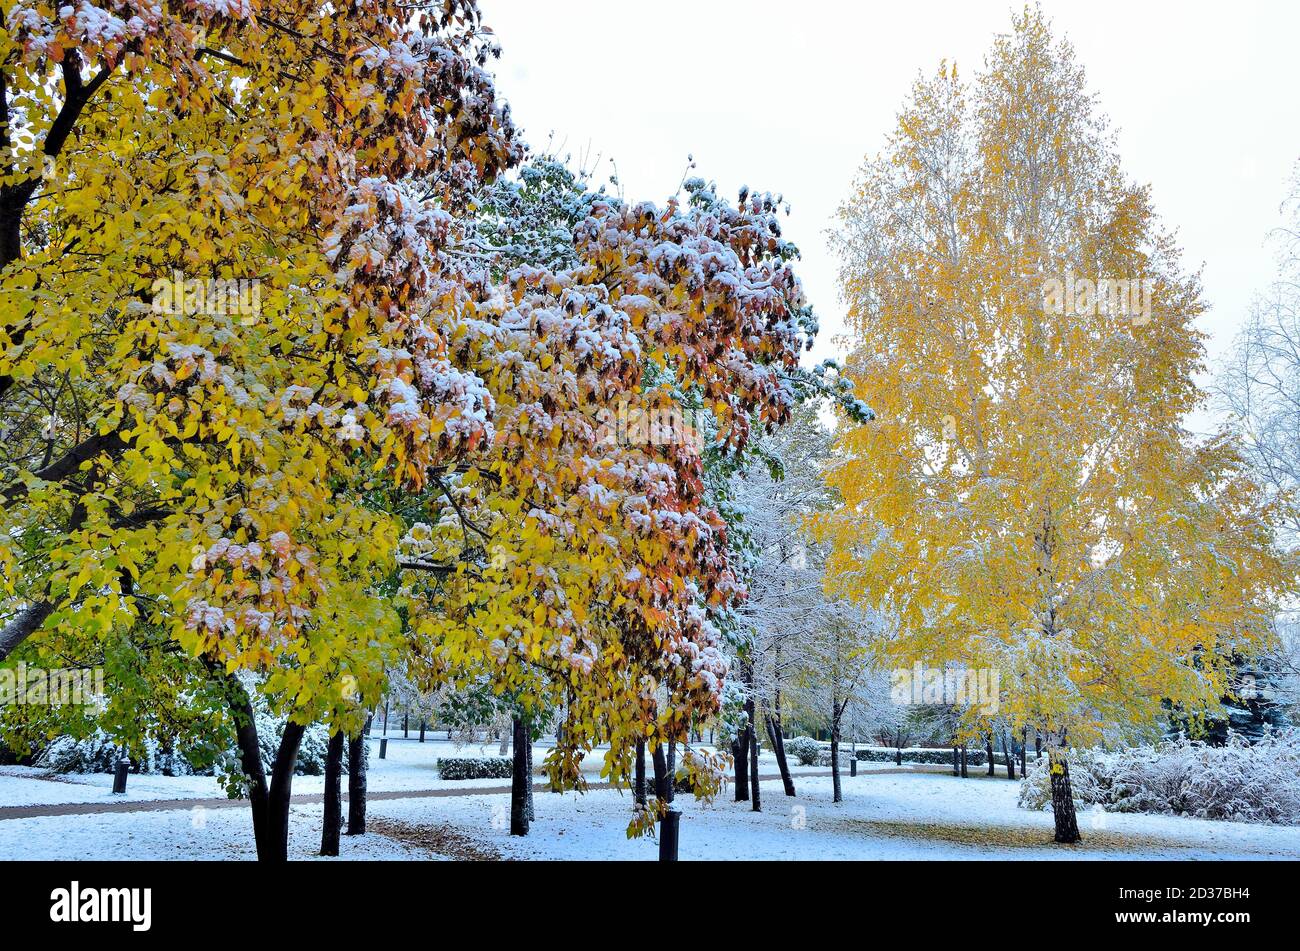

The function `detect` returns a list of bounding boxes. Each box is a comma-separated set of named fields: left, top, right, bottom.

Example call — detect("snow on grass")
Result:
left=0, top=737, right=829, bottom=809
left=5, top=766, right=1297, bottom=861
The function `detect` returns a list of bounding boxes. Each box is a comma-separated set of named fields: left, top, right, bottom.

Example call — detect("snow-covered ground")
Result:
left=3, top=737, right=1298, bottom=860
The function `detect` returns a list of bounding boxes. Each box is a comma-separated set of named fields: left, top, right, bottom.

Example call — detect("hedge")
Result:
left=437, top=757, right=514, bottom=780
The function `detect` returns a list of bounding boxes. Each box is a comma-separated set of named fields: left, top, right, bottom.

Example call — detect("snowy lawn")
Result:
left=0, top=736, right=827, bottom=809
left=3, top=754, right=1298, bottom=860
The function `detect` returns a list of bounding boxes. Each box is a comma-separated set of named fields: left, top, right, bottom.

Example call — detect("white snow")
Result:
left=3, top=740, right=1297, bottom=861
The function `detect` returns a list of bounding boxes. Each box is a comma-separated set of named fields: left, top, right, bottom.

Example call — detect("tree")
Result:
left=818, top=9, right=1295, bottom=842
left=1, top=0, right=522, bottom=860
left=1217, top=167, right=1300, bottom=546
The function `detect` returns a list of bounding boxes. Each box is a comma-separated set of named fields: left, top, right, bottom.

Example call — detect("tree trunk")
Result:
left=830, top=719, right=843, bottom=804
left=1001, top=731, right=1016, bottom=780
left=732, top=735, right=749, bottom=802
left=225, top=678, right=271, bottom=861
left=525, top=732, right=535, bottom=821
left=1048, top=747, right=1081, bottom=843
left=265, top=722, right=306, bottom=863
left=952, top=746, right=960, bottom=776
left=665, top=740, right=677, bottom=804
left=766, top=714, right=796, bottom=797
left=652, top=744, right=670, bottom=802
left=635, top=737, right=648, bottom=807
left=986, top=736, right=995, bottom=776
left=748, top=713, right=761, bottom=812
left=1020, top=726, right=1028, bottom=775
left=510, top=716, right=530, bottom=836
left=346, top=713, right=373, bottom=836
left=320, top=731, right=345, bottom=856
left=959, top=743, right=968, bottom=778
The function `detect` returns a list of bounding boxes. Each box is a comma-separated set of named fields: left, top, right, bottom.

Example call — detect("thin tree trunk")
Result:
left=665, top=739, right=677, bottom=804
left=732, top=734, right=749, bottom=802
left=265, top=722, right=306, bottom=863
left=1020, top=726, right=1028, bottom=775
left=1048, top=746, right=1081, bottom=843
left=652, top=744, right=670, bottom=802
left=635, top=737, right=647, bottom=807
left=525, top=732, right=534, bottom=821
left=986, top=736, right=995, bottom=776
left=952, top=745, right=960, bottom=776
left=510, top=716, right=530, bottom=836
left=748, top=714, right=761, bottom=812
left=766, top=714, right=796, bottom=797
left=346, top=713, right=373, bottom=836
left=830, top=716, right=843, bottom=804
left=1001, top=731, right=1017, bottom=780
left=224, top=678, right=271, bottom=861
left=320, top=731, right=345, bottom=856
left=960, top=743, right=968, bottom=778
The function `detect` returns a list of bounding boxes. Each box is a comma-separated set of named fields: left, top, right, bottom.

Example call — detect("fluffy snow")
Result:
left=3, top=739, right=1297, bottom=861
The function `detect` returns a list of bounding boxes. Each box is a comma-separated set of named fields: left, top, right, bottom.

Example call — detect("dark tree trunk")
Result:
left=419, top=719, right=426, bottom=743
left=1001, top=731, right=1016, bottom=780
left=732, top=735, right=749, bottom=802
left=747, top=713, right=761, bottom=812
left=265, top=722, right=306, bottom=863
left=952, top=746, right=960, bottom=776
left=1034, top=730, right=1041, bottom=760
left=986, top=736, right=996, bottom=776
left=635, top=737, right=647, bottom=808
left=1048, top=747, right=1081, bottom=843
left=652, top=744, right=670, bottom=802
left=225, top=679, right=271, bottom=861
left=403, top=714, right=408, bottom=738
left=346, top=713, right=373, bottom=836
left=959, top=743, right=968, bottom=778
left=510, top=716, right=530, bottom=836
left=320, top=731, right=345, bottom=857
left=766, top=715, right=796, bottom=797
left=1020, top=726, right=1028, bottom=775
left=830, top=719, right=843, bottom=804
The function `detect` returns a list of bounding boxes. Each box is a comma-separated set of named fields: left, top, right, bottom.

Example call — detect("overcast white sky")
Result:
left=485, top=0, right=1300, bottom=422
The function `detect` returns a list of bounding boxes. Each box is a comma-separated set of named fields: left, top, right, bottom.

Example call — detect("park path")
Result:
left=0, top=766, right=955, bottom=822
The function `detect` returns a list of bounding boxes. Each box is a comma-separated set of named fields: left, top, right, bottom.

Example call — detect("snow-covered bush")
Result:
left=784, top=736, right=821, bottom=766
left=1018, top=732, right=1300, bottom=824
left=35, top=731, right=200, bottom=776
left=438, top=757, right=514, bottom=780
left=855, top=746, right=989, bottom=766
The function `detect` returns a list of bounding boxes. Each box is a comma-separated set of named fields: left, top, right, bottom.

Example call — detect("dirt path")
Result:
left=0, top=765, right=959, bottom=822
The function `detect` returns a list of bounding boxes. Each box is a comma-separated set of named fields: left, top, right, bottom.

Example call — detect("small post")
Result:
left=112, top=759, right=129, bottom=795
left=379, top=738, right=388, bottom=760
left=659, top=809, right=681, bottom=862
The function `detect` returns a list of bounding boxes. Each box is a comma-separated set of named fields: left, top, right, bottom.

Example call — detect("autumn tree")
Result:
left=818, top=9, right=1295, bottom=842
left=1, top=0, right=520, bottom=861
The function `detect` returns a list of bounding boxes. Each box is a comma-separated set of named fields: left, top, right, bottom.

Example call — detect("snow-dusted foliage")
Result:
left=35, top=730, right=198, bottom=777
left=1019, top=732, right=1300, bottom=824
left=784, top=736, right=821, bottom=766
